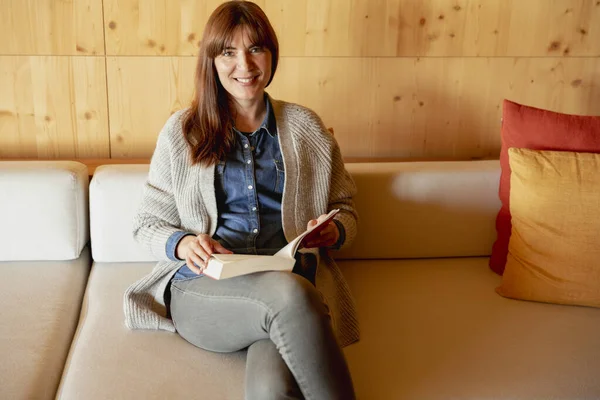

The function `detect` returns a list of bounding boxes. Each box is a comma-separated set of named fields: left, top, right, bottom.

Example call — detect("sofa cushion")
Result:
left=0, top=248, right=90, bottom=400
left=338, top=160, right=501, bottom=259
left=57, top=257, right=600, bottom=399
left=0, top=161, right=89, bottom=261
left=491, top=100, right=600, bottom=274
left=56, top=262, right=245, bottom=400
left=342, top=257, right=600, bottom=399
left=90, top=165, right=155, bottom=262
left=90, top=161, right=501, bottom=262
left=497, top=148, right=600, bottom=308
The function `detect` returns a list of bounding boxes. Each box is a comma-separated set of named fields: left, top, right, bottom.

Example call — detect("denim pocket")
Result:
left=273, top=158, right=285, bottom=194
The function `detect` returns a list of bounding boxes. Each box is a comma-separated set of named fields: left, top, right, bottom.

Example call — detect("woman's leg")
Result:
left=245, top=339, right=303, bottom=400
left=170, top=271, right=356, bottom=400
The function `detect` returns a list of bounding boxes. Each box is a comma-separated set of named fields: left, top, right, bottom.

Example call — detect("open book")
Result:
left=203, top=209, right=340, bottom=280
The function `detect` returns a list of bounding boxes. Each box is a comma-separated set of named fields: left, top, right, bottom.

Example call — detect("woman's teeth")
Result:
left=236, top=77, right=255, bottom=83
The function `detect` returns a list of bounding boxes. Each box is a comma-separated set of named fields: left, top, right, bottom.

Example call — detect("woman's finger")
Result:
left=316, top=214, right=329, bottom=223
left=212, top=240, right=233, bottom=254
left=197, top=235, right=214, bottom=255
left=185, top=255, right=203, bottom=274
left=189, top=241, right=210, bottom=263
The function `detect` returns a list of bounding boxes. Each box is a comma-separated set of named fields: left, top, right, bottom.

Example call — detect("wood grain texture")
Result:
left=0, top=56, right=110, bottom=158
left=103, top=0, right=600, bottom=56
left=1, top=0, right=599, bottom=160
left=106, top=57, right=196, bottom=158
left=104, top=0, right=222, bottom=56
left=270, top=57, right=600, bottom=158
left=103, top=56, right=599, bottom=159
left=0, top=0, right=104, bottom=55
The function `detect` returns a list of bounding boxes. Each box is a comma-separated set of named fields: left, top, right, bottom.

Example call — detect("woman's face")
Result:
left=214, top=27, right=272, bottom=105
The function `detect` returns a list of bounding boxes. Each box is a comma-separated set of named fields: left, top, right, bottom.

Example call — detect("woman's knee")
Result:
left=263, top=272, right=329, bottom=318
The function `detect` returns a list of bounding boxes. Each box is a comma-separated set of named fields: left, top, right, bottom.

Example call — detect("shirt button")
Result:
left=252, top=207, right=257, bottom=211
left=248, top=185, right=253, bottom=190
left=253, top=228, right=258, bottom=234
left=244, top=144, right=249, bottom=149
left=246, top=160, right=251, bottom=164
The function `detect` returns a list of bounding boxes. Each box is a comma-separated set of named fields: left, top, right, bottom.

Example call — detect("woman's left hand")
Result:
left=304, top=215, right=340, bottom=248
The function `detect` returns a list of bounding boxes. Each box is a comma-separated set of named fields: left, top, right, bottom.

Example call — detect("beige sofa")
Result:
left=2, top=160, right=599, bottom=399
left=0, top=162, right=90, bottom=400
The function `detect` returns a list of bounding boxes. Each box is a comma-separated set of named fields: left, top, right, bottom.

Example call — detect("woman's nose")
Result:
left=236, top=52, right=252, bottom=70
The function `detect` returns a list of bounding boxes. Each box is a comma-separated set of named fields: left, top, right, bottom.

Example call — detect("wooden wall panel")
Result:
left=106, top=57, right=196, bottom=157
left=0, top=0, right=104, bottom=55
left=1, top=0, right=599, bottom=160
left=104, top=56, right=599, bottom=159
left=103, top=0, right=600, bottom=57
left=0, top=56, right=110, bottom=158
left=271, top=57, right=600, bottom=158
left=104, top=0, right=222, bottom=56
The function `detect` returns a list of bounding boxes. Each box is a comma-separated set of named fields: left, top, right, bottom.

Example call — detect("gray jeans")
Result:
left=169, top=271, right=356, bottom=400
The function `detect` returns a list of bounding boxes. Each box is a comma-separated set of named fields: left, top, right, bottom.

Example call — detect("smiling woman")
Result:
left=182, top=1, right=279, bottom=166
left=125, top=2, right=359, bottom=399
left=214, top=29, right=273, bottom=130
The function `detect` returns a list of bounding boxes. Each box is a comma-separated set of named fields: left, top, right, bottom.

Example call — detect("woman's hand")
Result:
left=304, top=215, right=340, bottom=248
left=176, top=234, right=233, bottom=274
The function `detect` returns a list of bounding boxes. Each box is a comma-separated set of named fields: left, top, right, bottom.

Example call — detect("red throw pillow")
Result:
left=490, top=100, right=600, bottom=275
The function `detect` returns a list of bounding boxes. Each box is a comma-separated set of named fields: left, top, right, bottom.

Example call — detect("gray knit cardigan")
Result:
left=124, top=96, right=360, bottom=347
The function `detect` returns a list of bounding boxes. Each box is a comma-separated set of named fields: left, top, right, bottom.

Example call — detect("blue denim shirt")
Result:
left=166, top=96, right=345, bottom=280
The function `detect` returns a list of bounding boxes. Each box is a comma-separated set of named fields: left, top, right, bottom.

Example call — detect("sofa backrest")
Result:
left=90, top=165, right=155, bottom=262
left=0, top=161, right=89, bottom=261
left=337, top=161, right=501, bottom=260
left=89, top=160, right=501, bottom=262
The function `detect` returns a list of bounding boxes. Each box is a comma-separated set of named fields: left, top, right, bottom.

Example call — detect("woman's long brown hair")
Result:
left=182, top=1, right=279, bottom=166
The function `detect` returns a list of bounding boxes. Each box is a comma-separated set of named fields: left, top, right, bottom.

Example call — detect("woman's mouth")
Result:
left=234, top=76, right=258, bottom=85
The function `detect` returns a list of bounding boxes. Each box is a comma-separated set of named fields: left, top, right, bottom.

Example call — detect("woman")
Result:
left=124, top=1, right=359, bottom=399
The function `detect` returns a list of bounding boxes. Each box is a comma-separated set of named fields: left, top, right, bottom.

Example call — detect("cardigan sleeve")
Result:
left=327, top=134, right=358, bottom=251
left=295, top=106, right=359, bottom=251
left=132, top=114, right=188, bottom=260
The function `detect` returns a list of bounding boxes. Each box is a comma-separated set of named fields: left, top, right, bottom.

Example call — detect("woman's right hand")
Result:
left=175, top=234, right=233, bottom=274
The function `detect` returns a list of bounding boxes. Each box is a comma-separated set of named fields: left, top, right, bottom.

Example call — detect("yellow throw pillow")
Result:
left=496, top=148, right=600, bottom=308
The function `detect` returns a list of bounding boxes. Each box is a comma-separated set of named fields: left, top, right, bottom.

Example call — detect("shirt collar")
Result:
left=263, top=94, right=277, bottom=137
left=233, top=94, right=277, bottom=138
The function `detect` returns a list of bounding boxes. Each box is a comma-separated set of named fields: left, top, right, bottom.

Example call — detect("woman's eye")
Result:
left=222, top=50, right=234, bottom=57
left=250, top=46, right=263, bottom=53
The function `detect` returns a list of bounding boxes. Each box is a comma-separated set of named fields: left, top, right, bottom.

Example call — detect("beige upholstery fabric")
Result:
left=57, top=262, right=246, bottom=400
left=343, top=257, right=600, bottom=400
left=338, top=160, right=501, bottom=260
left=90, top=165, right=155, bottom=262
left=0, top=161, right=89, bottom=261
left=89, top=161, right=501, bottom=263
left=57, top=256, right=600, bottom=399
left=0, top=248, right=90, bottom=400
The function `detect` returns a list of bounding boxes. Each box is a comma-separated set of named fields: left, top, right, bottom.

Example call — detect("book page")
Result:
left=210, top=254, right=260, bottom=263
left=274, top=209, right=340, bottom=259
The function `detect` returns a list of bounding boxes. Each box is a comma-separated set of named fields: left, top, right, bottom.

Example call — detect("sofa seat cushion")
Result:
left=0, top=248, right=90, bottom=400
left=57, top=262, right=246, bottom=400
left=58, top=257, right=600, bottom=400
left=341, top=257, right=600, bottom=400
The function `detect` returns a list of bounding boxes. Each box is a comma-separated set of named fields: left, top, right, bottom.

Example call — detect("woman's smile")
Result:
left=215, top=28, right=272, bottom=104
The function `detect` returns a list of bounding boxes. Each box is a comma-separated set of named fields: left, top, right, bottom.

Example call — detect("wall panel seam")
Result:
left=101, top=0, right=112, bottom=158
